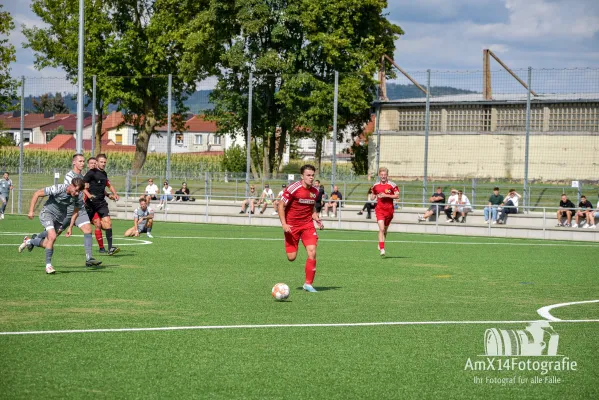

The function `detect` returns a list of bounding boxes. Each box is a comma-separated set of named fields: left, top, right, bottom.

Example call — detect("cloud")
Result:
left=388, top=0, right=599, bottom=70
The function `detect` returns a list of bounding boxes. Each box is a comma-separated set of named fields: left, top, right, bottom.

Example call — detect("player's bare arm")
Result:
left=84, top=183, right=94, bottom=200
left=278, top=200, right=292, bottom=232
left=28, top=189, right=46, bottom=219
left=312, top=211, right=324, bottom=230
left=66, top=208, right=79, bottom=237
left=107, top=183, right=120, bottom=201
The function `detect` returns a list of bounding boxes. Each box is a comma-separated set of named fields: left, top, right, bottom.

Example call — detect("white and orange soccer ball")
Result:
left=272, top=283, right=290, bottom=301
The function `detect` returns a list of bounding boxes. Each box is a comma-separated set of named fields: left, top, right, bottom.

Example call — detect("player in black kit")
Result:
left=83, top=153, right=120, bottom=255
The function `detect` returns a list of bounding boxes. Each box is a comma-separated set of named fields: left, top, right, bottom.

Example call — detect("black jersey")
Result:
left=84, top=168, right=109, bottom=202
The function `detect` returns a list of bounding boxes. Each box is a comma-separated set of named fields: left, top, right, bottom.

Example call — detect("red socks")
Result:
left=379, top=241, right=385, bottom=250
left=305, top=259, right=316, bottom=285
left=95, top=229, right=105, bottom=249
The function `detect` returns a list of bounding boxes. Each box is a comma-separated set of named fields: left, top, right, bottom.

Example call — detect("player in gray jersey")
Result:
left=0, top=171, right=13, bottom=219
left=20, top=154, right=102, bottom=270
left=124, top=198, right=155, bottom=238
left=17, top=177, right=100, bottom=274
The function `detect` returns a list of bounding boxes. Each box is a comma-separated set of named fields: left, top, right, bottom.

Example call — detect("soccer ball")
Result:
left=272, top=283, right=290, bottom=301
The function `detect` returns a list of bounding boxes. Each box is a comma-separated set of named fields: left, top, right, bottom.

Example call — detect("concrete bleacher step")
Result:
left=109, top=199, right=599, bottom=242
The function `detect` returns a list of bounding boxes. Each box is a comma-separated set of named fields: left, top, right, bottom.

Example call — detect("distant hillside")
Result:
left=16, top=84, right=477, bottom=114
left=385, top=83, right=478, bottom=100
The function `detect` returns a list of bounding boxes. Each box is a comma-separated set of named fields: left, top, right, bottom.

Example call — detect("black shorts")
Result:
left=558, top=210, right=572, bottom=218
left=315, top=202, right=323, bottom=213
left=427, top=203, right=443, bottom=213
left=86, top=200, right=110, bottom=220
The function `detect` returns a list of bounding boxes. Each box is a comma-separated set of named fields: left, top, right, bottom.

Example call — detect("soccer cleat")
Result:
left=380, top=249, right=386, bottom=257
left=85, top=257, right=102, bottom=267
left=99, top=247, right=107, bottom=254
left=45, top=265, right=56, bottom=274
left=18, top=236, right=30, bottom=253
left=147, top=232, right=153, bottom=238
left=108, top=247, right=120, bottom=256
left=303, top=283, right=317, bottom=293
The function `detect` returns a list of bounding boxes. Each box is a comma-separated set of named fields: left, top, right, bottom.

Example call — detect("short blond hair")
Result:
left=378, top=167, right=388, bottom=174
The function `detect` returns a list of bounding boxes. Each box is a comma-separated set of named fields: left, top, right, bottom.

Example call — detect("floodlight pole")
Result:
left=91, top=75, right=96, bottom=155
left=75, top=0, right=85, bottom=154
left=246, top=72, right=253, bottom=198
left=18, top=76, right=24, bottom=214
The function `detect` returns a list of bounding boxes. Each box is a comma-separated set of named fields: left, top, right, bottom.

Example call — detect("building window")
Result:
left=213, top=135, right=221, bottom=145
left=195, top=134, right=203, bottom=145
left=176, top=133, right=184, bottom=145
left=132, top=134, right=138, bottom=145
left=115, top=134, right=122, bottom=145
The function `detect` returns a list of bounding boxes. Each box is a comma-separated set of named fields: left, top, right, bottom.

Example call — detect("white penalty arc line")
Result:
left=2, top=319, right=599, bottom=336
left=537, top=300, right=599, bottom=322
left=142, top=235, right=599, bottom=248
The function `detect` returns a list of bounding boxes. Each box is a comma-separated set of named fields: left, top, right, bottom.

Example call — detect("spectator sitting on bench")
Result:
left=556, top=194, right=575, bottom=227
left=357, top=187, right=377, bottom=219
left=451, top=190, right=472, bottom=223
left=418, top=186, right=445, bottom=222
left=314, top=180, right=325, bottom=217
left=497, top=189, right=521, bottom=224
left=484, top=187, right=504, bottom=224
left=572, top=195, right=594, bottom=228
left=257, top=183, right=275, bottom=214
left=444, top=188, right=458, bottom=222
left=239, top=185, right=257, bottom=214
left=144, top=178, right=159, bottom=204
left=323, top=185, right=343, bottom=218
left=590, top=203, right=599, bottom=229
left=175, top=182, right=190, bottom=202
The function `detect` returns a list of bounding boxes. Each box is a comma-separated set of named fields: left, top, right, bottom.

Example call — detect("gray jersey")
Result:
left=134, top=206, right=153, bottom=230
left=42, top=184, right=83, bottom=222
left=64, top=170, right=85, bottom=214
left=0, top=178, right=12, bottom=198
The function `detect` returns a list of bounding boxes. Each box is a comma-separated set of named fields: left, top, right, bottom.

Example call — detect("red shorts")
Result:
left=284, top=223, right=318, bottom=253
left=376, top=210, right=394, bottom=227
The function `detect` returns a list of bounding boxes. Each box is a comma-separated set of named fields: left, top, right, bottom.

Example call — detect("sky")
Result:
left=4, top=0, right=599, bottom=78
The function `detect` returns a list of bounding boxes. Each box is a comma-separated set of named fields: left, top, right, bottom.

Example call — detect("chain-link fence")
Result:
left=1, top=68, right=598, bottom=214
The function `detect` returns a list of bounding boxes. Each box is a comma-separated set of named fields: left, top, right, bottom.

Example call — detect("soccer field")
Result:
left=1, top=217, right=598, bottom=399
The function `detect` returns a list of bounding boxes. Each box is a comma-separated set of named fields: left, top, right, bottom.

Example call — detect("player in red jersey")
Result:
left=372, top=167, right=400, bottom=257
left=277, top=164, right=324, bottom=292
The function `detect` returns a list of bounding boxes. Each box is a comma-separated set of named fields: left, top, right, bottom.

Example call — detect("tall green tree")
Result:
left=178, top=0, right=402, bottom=176
left=23, top=0, right=202, bottom=173
left=32, top=93, right=70, bottom=114
left=0, top=5, right=17, bottom=116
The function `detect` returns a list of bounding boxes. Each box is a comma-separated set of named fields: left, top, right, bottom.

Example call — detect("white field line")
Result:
left=537, top=300, right=599, bottom=322
left=2, top=232, right=597, bottom=247
left=1, top=319, right=599, bottom=336
left=0, top=233, right=151, bottom=246
left=140, top=235, right=599, bottom=247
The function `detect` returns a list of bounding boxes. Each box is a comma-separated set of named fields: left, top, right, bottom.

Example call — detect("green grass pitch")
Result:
left=1, top=217, right=598, bottom=399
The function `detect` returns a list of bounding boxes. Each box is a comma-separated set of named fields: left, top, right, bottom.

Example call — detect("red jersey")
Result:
left=372, top=180, right=399, bottom=214
left=281, top=181, right=319, bottom=226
